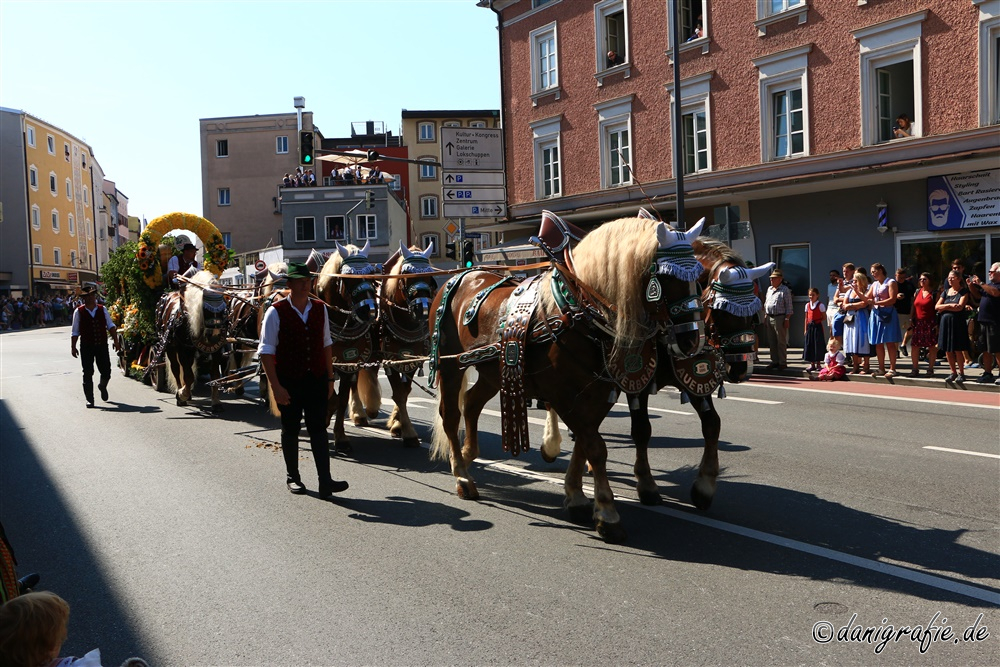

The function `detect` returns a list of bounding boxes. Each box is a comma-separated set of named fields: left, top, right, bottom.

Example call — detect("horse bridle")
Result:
left=646, top=252, right=707, bottom=359
left=702, top=271, right=757, bottom=365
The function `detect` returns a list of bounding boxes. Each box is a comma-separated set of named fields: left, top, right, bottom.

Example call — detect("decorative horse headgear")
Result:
left=398, top=241, right=437, bottom=320
left=335, top=240, right=378, bottom=321
left=648, top=217, right=707, bottom=358
left=710, top=262, right=774, bottom=317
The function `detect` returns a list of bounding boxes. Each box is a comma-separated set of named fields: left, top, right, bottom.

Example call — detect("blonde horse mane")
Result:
left=184, top=270, right=222, bottom=338
left=539, top=216, right=659, bottom=345
left=316, top=247, right=351, bottom=302
left=691, top=236, right=748, bottom=278
left=384, top=245, right=427, bottom=303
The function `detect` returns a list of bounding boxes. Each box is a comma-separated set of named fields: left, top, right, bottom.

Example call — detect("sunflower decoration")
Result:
left=204, top=233, right=231, bottom=274
left=137, top=229, right=164, bottom=289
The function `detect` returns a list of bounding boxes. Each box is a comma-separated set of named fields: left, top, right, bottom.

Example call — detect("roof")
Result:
left=401, top=109, right=499, bottom=119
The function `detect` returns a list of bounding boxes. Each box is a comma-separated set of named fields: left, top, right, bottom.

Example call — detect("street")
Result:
left=1, top=325, right=998, bottom=666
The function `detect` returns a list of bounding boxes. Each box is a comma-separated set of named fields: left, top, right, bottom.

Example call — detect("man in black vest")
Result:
left=258, top=262, right=349, bottom=498
left=166, top=243, right=199, bottom=287
left=71, top=285, right=120, bottom=407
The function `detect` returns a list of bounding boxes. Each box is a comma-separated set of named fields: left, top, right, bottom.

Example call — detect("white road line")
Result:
left=924, top=446, right=1000, bottom=460
left=360, top=394, right=999, bottom=604
left=612, top=402, right=691, bottom=416
left=722, top=396, right=783, bottom=405
left=474, top=458, right=1000, bottom=606
left=744, top=383, right=1000, bottom=410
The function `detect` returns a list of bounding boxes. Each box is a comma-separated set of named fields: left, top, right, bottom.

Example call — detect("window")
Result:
left=668, top=0, right=708, bottom=51
left=355, top=214, right=376, bottom=240
left=70, top=250, right=77, bottom=267
left=419, top=159, right=437, bottom=180
left=222, top=232, right=232, bottom=248
left=595, top=96, right=633, bottom=188
left=977, top=0, right=1000, bottom=126
left=83, top=187, right=88, bottom=205
left=49, top=173, right=57, bottom=194
left=86, top=218, right=92, bottom=239
left=756, top=0, right=807, bottom=35
left=276, top=136, right=288, bottom=154
left=531, top=116, right=562, bottom=199
left=667, top=71, right=713, bottom=175
left=66, top=179, right=72, bottom=199
left=853, top=11, right=926, bottom=146
left=47, top=135, right=55, bottom=154
left=469, top=121, right=487, bottom=128
left=418, top=122, right=435, bottom=142
left=89, top=254, right=94, bottom=270
left=29, top=166, right=37, bottom=189
left=216, top=139, right=229, bottom=157
left=596, top=0, right=627, bottom=72
left=26, top=126, right=35, bottom=147
left=64, top=143, right=70, bottom=161
left=753, top=45, right=811, bottom=162
left=772, top=244, right=809, bottom=297
left=325, top=215, right=346, bottom=241
left=53, top=248, right=61, bottom=266
left=31, top=206, right=40, bottom=230
left=218, top=188, right=231, bottom=206
left=33, top=245, right=42, bottom=264
left=82, top=153, right=86, bottom=168
left=533, top=0, right=554, bottom=7
left=421, top=233, right=440, bottom=256
left=68, top=214, right=75, bottom=236
left=530, top=22, right=559, bottom=102
left=420, top=196, right=439, bottom=218
left=51, top=210, right=59, bottom=232
left=443, top=121, right=461, bottom=127
left=295, top=216, right=315, bottom=242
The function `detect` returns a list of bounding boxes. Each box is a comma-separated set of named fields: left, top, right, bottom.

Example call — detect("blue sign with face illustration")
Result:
left=927, top=170, right=1000, bottom=231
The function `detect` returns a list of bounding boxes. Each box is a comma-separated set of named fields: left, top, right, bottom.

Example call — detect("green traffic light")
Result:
left=465, top=260, right=473, bottom=268
left=303, top=155, right=312, bottom=163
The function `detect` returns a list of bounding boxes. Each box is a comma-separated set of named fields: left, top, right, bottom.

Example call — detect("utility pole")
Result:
left=670, top=0, right=686, bottom=230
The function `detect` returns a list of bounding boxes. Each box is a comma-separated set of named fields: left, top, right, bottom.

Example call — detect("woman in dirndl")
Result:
left=802, top=287, right=826, bottom=372
left=936, top=269, right=971, bottom=383
left=842, top=271, right=871, bottom=374
left=909, top=272, right=938, bottom=376
left=866, top=263, right=903, bottom=378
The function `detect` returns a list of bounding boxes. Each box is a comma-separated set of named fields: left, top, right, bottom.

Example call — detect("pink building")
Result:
left=484, top=0, right=999, bottom=337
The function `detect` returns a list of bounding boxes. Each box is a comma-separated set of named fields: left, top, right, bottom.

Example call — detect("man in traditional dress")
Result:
left=258, top=262, right=349, bottom=498
left=763, top=268, right=793, bottom=370
left=71, top=284, right=120, bottom=408
left=166, top=243, right=199, bottom=287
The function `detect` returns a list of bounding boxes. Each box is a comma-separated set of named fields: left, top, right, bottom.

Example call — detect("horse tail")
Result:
left=357, top=367, right=381, bottom=419
left=430, top=369, right=467, bottom=462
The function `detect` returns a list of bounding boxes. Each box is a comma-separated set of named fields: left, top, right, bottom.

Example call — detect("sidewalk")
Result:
left=754, top=347, right=1000, bottom=393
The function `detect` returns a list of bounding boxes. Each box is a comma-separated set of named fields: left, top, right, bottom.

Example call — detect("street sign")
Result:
left=254, top=260, right=266, bottom=271
left=443, top=202, right=507, bottom=218
left=442, top=171, right=505, bottom=186
left=443, top=187, right=505, bottom=203
left=440, top=127, right=503, bottom=171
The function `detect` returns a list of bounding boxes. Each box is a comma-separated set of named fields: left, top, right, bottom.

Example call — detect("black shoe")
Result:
left=319, top=479, right=349, bottom=498
left=86, top=400, right=95, bottom=408
left=99, top=385, right=109, bottom=401
left=286, top=478, right=306, bottom=494
left=975, top=372, right=996, bottom=384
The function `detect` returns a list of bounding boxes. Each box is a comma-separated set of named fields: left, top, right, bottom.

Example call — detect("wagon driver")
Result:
left=166, top=242, right=199, bottom=287
left=71, top=284, right=120, bottom=408
left=258, top=262, right=349, bottom=498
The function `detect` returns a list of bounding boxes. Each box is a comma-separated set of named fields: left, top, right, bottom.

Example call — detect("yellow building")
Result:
left=23, top=114, right=98, bottom=293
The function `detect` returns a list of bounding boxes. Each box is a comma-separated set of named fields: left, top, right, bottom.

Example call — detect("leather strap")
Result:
left=499, top=275, right=541, bottom=456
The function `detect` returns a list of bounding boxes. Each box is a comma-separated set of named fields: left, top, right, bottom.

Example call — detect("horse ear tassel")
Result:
left=608, top=389, right=618, bottom=404
left=628, top=396, right=639, bottom=411
left=648, top=381, right=658, bottom=395
left=679, top=391, right=689, bottom=405
left=717, top=384, right=727, bottom=399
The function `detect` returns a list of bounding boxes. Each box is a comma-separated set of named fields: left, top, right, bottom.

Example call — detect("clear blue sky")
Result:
left=0, top=0, right=500, bottom=221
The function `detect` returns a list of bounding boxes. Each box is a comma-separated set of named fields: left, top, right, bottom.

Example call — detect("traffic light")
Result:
left=364, top=190, right=375, bottom=210
left=299, top=131, right=314, bottom=166
left=463, top=240, right=475, bottom=268
left=445, top=242, right=457, bottom=260
left=366, top=149, right=379, bottom=162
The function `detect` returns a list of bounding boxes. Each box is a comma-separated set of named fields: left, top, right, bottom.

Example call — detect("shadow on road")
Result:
left=0, top=399, right=149, bottom=663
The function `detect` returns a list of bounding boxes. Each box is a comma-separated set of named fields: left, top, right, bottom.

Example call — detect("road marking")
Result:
left=722, top=396, right=782, bottom=405
left=924, top=446, right=1000, bottom=459
left=473, top=458, right=1000, bottom=605
left=744, top=382, right=1000, bottom=410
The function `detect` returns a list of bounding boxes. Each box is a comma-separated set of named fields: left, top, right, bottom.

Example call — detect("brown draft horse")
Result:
left=315, top=242, right=378, bottom=450
left=156, top=270, right=230, bottom=412
left=429, top=215, right=704, bottom=543
left=350, top=241, right=437, bottom=448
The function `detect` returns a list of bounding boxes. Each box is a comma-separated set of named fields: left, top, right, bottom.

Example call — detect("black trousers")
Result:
left=80, top=342, right=111, bottom=401
left=277, top=374, right=332, bottom=485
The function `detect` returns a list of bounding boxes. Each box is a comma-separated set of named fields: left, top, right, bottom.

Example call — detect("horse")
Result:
left=612, top=210, right=775, bottom=509
left=349, top=241, right=437, bottom=448
left=315, top=241, right=379, bottom=451
left=428, top=212, right=705, bottom=543
left=156, top=270, right=230, bottom=411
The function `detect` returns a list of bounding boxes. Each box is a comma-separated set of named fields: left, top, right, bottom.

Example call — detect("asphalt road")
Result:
left=1, top=325, right=998, bottom=666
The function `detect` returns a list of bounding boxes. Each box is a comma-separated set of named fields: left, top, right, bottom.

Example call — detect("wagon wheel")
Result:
left=150, top=362, right=168, bottom=393
left=116, top=333, right=130, bottom=376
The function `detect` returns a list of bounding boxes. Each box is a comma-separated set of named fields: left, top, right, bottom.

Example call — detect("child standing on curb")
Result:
left=803, top=287, right=826, bottom=372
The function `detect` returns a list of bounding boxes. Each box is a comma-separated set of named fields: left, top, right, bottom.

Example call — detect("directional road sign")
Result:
left=443, top=187, right=505, bottom=203
left=440, top=127, right=503, bottom=171
left=443, top=202, right=507, bottom=218
left=442, top=171, right=505, bottom=187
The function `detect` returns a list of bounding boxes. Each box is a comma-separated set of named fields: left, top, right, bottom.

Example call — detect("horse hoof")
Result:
left=690, top=483, right=715, bottom=511
left=352, top=417, right=368, bottom=427
left=457, top=479, right=479, bottom=500
left=540, top=450, right=557, bottom=464
left=176, top=398, right=187, bottom=407
left=638, top=489, right=662, bottom=506
left=389, top=423, right=403, bottom=438
left=566, top=503, right=593, bottom=526
left=597, top=520, right=628, bottom=544
left=402, top=437, right=421, bottom=448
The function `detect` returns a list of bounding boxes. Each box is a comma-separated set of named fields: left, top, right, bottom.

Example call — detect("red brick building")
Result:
left=484, top=0, right=999, bottom=333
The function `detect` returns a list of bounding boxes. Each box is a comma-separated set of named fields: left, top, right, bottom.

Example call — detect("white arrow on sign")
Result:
left=443, top=202, right=507, bottom=218
left=443, top=187, right=505, bottom=203
left=440, top=127, right=503, bottom=171
left=442, top=171, right=505, bottom=186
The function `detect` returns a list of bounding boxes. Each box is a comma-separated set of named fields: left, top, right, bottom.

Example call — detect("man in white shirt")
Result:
left=71, top=285, right=120, bottom=407
left=166, top=243, right=199, bottom=287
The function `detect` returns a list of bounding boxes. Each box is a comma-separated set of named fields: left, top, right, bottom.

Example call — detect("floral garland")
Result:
left=203, top=233, right=230, bottom=275
left=135, top=212, right=228, bottom=288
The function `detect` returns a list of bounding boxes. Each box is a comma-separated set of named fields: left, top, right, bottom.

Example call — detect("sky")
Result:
left=0, top=0, right=501, bottom=221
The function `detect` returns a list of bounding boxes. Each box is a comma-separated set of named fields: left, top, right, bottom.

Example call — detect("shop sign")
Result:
left=40, top=270, right=61, bottom=279
left=66, top=272, right=78, bottom=281
left=926, top=169, right=1000, bottom=230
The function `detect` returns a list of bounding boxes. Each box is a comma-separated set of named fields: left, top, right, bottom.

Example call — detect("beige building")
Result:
left=200, top=112, right=314, bottom=255
left=400, top=110, right=502, bottom=267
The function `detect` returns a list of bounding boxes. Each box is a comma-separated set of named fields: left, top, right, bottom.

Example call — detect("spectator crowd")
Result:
left=280, top=164, right=387, bottom=189
left=0, top=295, right=80, bottom=332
